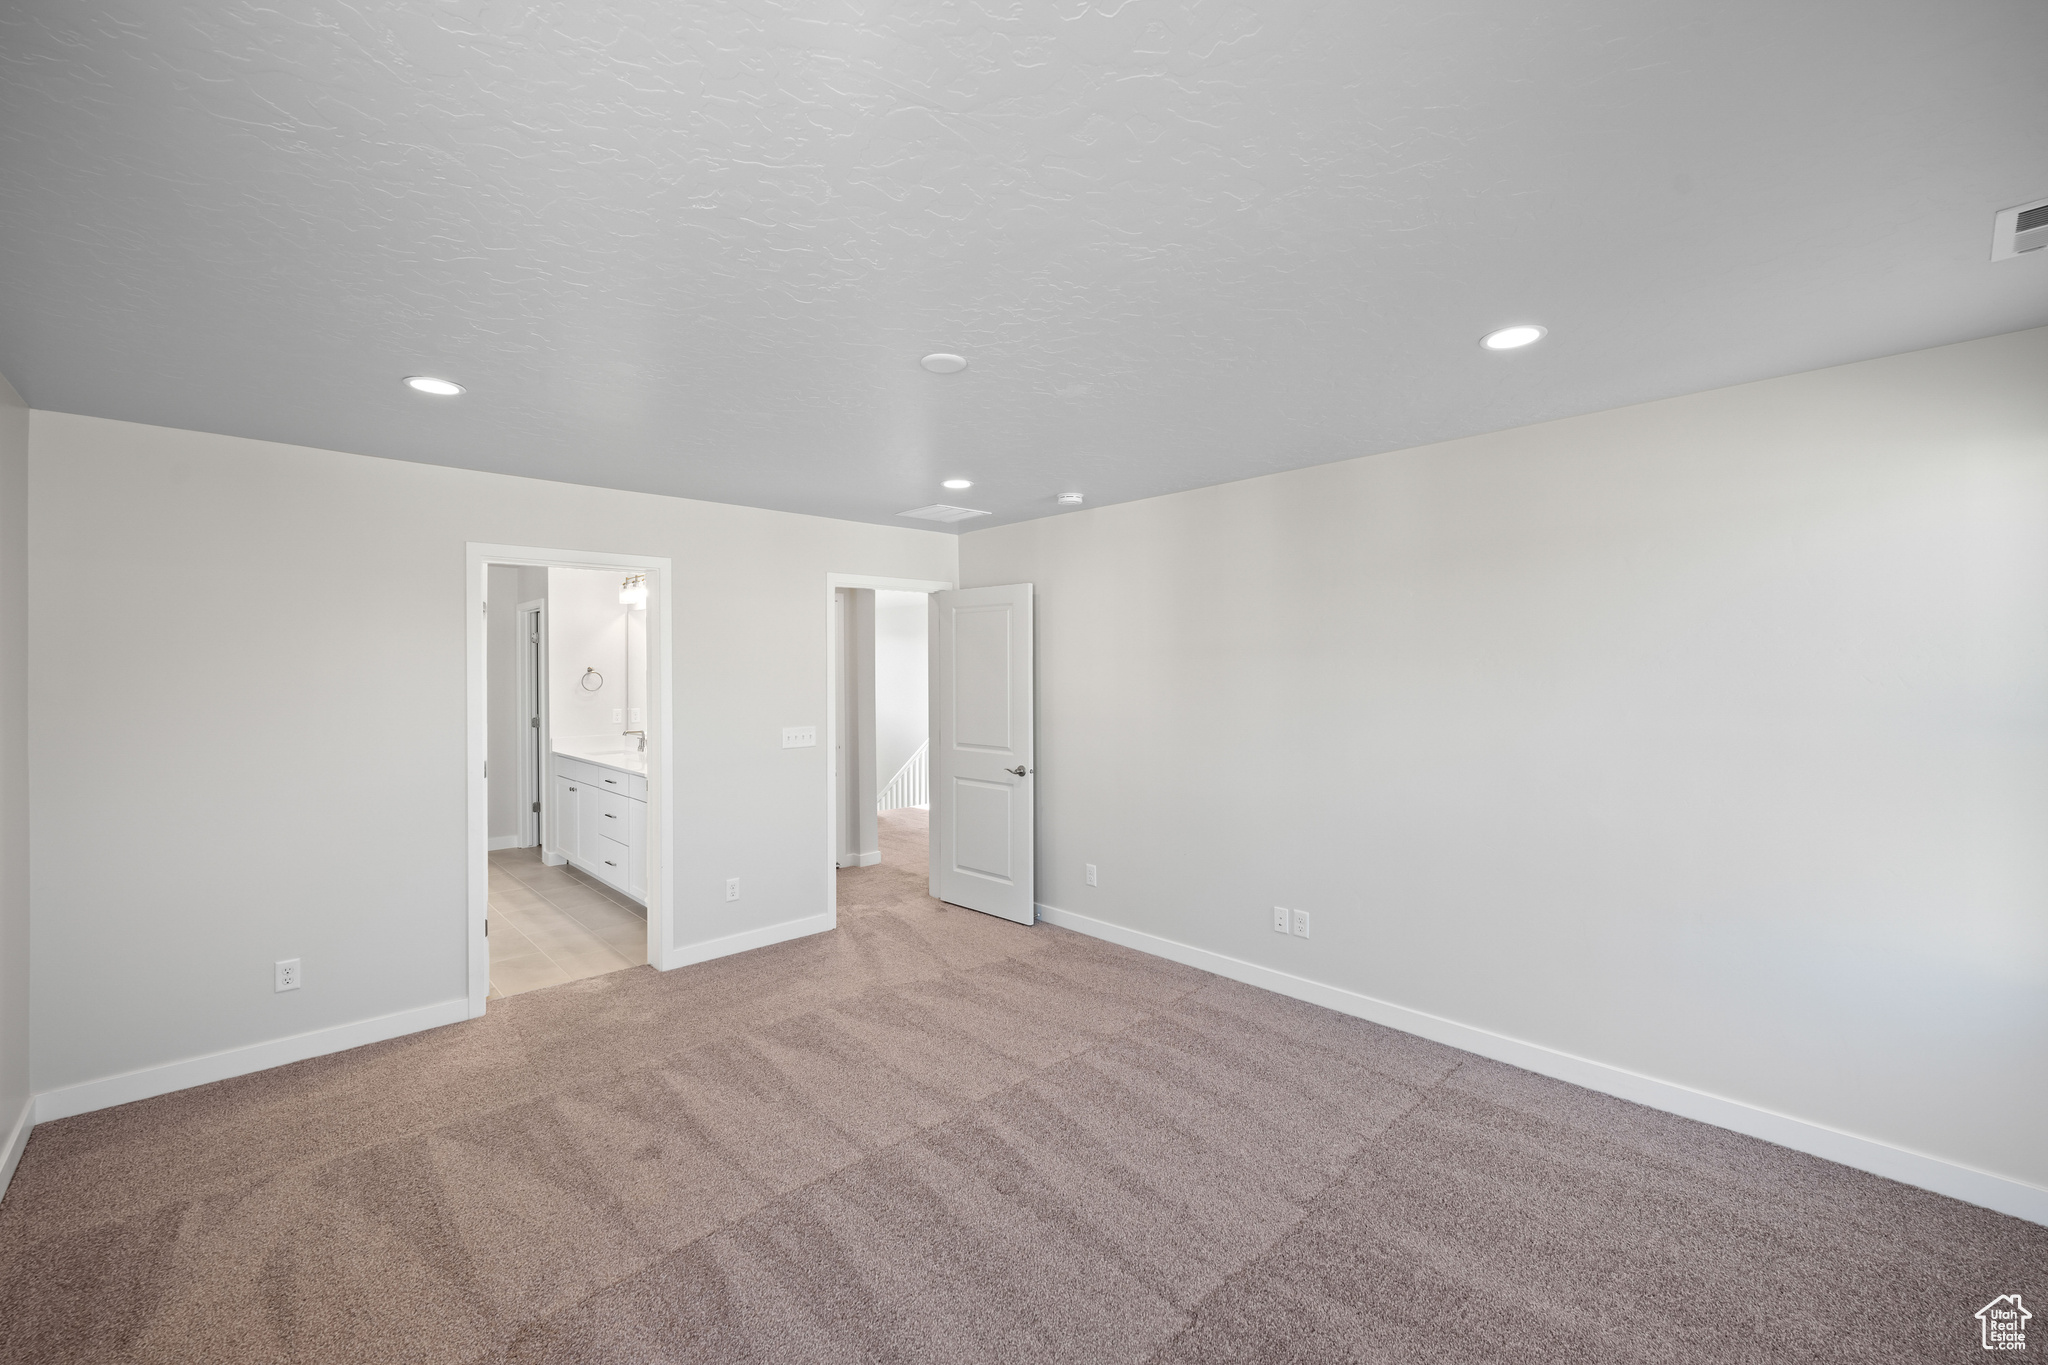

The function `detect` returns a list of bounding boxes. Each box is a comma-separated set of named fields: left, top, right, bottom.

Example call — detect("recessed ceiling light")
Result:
left=1479, top=325, right=1546, bottom=351
left=403, top=375, right=464, bottom=395
left=920, top=353, right=968, bottom=374
left=941, top=478, right=973, bottom=490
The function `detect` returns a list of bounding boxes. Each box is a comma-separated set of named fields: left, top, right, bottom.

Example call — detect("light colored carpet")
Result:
left=1, top=808, right=2039, bottom=1363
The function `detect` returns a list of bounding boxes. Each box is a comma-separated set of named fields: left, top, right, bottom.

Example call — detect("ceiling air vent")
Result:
left=1991, top=197, right=2048, bottom=260
left=897, top=504, right=991, bottom=523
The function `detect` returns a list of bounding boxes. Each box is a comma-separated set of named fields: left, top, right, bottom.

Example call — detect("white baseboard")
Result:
left=32, top=998, right=471, bottom=1125
left=853, top=850, right=881, bottom=867
left=661, top=910, right=835, bottom=971
left=1036, top=903, right=2048, bottom=1228
left=0, top=1092, right=31, bottom=1203
left=487, top=834, right=520, bottom=850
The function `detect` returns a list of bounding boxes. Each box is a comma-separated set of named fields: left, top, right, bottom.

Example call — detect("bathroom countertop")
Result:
left=552, top=737, right=648, bottom=777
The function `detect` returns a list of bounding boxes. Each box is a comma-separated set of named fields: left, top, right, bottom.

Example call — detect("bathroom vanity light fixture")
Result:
left=619, top=575, right=648, bottom=608
left=941, top=478, right=974, bottom=490
left=1479, top=325, right=1546, bottom=351
left=403, top=375, right=465, bottom=395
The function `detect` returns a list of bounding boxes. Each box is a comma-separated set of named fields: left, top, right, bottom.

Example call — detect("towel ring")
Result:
left=581, top=668, right=604, bottom=691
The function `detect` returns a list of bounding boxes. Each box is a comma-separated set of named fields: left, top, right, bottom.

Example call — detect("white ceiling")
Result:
left=1, top=0, right=2044, bottom=531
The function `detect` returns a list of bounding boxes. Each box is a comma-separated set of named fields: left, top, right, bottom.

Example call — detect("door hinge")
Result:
left=531, top=716, right=540, bottom=728
left=485, top=919, right=489, bottom=936
left=532, top=801, right=541, bottom=812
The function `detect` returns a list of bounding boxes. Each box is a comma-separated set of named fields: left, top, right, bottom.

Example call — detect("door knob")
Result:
left=1007, top=765, right=1031, bottom=776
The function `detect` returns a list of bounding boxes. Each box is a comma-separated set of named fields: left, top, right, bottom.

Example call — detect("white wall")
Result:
left=874, top=589, right=928, bottom=789
left=547, top=567, right=634, bottom=742
left=0, top=371, right=28, bottom=1187
left=625, top=584, right=647, bottom=732
left=485, top=564, right=545, bottom=843
left=961, top=326, right=2048, bottom=1197
left=27, top=413, right=955, bottom=1097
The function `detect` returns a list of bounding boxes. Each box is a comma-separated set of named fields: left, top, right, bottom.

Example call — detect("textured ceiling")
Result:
left=1, top=1, right=2044, bottom=531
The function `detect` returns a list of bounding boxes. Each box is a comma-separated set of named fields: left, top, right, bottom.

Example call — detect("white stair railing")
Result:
left=878, top=741, right=929, bottom=813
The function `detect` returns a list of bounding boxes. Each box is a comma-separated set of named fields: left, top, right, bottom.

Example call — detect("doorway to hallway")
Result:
left=820, top=572, right=1036, bottom=929
left=835, top=585, right=932, bottom=870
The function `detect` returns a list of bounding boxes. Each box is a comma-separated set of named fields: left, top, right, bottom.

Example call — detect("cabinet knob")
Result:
left=567, top=786, right=577, bottom=792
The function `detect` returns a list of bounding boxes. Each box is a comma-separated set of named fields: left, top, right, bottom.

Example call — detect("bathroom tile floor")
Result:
left=487, top=846, right=647, bottom=997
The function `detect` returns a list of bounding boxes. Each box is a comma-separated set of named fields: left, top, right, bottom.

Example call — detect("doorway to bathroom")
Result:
left=468, top=544, right=674, bottom=1016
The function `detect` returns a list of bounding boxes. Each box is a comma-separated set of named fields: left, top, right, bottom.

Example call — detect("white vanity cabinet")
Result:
left=626, top=798, right=647, bottom=901
left=549, top=752, right=648, bottom=902
left=551, top=773, right=580, bottom=858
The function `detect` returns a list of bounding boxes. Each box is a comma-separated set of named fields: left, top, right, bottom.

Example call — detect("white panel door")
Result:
left=931, top=584, right=1034, bottom=924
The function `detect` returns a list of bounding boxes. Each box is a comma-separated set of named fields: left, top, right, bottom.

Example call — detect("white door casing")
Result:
left=930, top=584, right=1034, bottom=924
left=834, top=588, right=854, bottom=867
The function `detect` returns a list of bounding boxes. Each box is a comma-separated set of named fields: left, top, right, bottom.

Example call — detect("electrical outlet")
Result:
left=726, top=877, right=740, bottom=901
left=782, top=725, right=817, bottom=748
left=629, top=707, right=642, bottom=723
left=275, top=958, right=301, bottom=992
left=612, top=708, right=623, bottom=724
left=1085, top=863, right=1097, bottom=887
left=1272, top=906, right=1290, bottom=933
left=1292, top=909, right=1311, bottom=938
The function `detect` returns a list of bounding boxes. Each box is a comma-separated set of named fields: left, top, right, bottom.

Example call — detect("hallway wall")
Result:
left=873, top=589, right=928, bottom=793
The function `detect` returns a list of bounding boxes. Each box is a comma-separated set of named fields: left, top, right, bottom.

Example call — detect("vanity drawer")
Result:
left=582, top=786, right=630, bottom=835
left=553, top=756, right=604, bottom=786
left=554, top=754, right=644, bottom=798
left=586, top=833, right=631, bottom=888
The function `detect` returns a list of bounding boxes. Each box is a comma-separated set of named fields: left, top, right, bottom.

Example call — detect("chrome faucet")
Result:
left=623, top=730, right=646, bottom=753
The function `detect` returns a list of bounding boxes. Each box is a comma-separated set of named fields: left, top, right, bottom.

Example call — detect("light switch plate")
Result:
left=783, top=726, right=817, bottom=748
left=1272, top=907, right=1290, bottom=933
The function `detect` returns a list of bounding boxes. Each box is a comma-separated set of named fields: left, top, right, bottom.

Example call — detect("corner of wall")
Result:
left=0, top=369, right=30, bottom=1201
